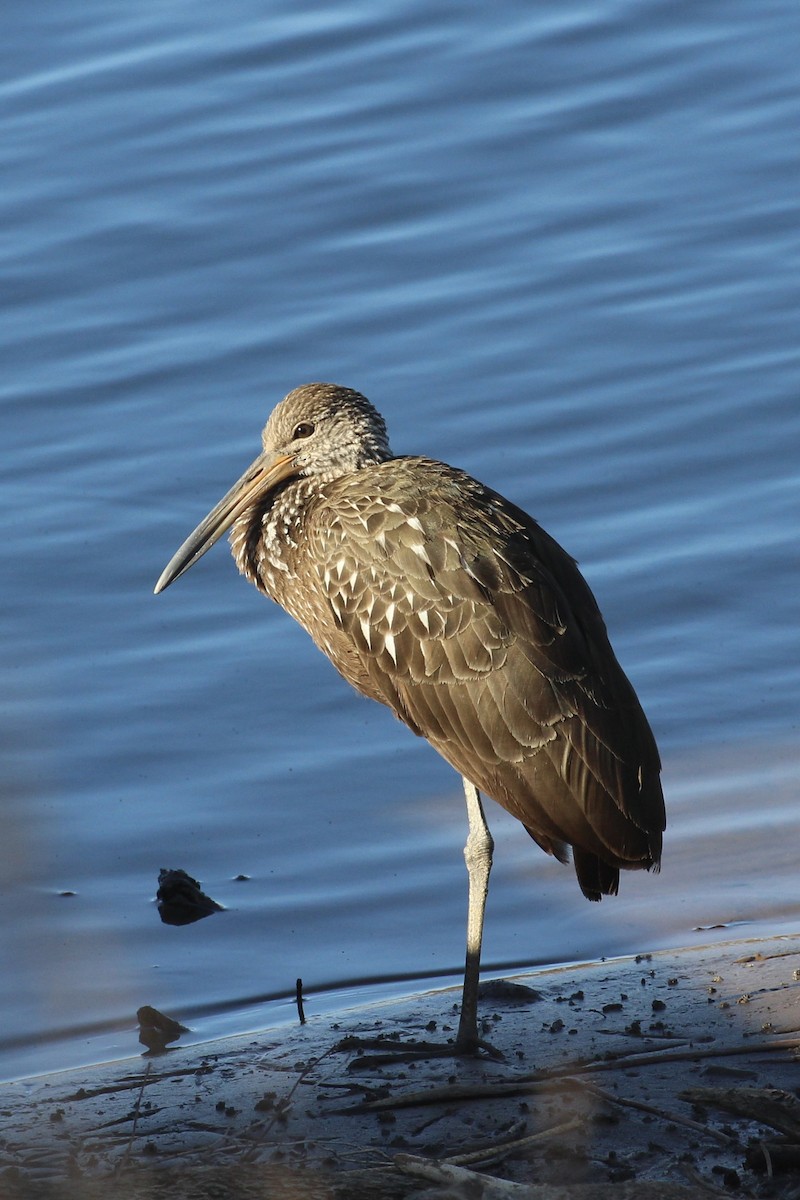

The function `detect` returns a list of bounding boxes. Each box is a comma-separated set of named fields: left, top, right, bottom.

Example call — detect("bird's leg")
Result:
left=333, top=778, right=500, bottom=1068
left=455, top=777, right=494, bottom=1052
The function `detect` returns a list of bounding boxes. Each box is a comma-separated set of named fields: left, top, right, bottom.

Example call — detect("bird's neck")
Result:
left=228, top=475, right=322, bottom=602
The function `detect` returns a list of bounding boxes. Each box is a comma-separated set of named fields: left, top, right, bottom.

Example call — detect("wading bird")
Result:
left=155, top=383, right=665, bottom=1054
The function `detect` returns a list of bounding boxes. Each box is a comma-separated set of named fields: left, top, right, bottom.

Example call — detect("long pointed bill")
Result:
left=154, top=450, right=297, bottom=594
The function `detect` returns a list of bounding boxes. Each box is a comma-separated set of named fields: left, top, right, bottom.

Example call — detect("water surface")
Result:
left=1, top=0, right=798, bottom=1081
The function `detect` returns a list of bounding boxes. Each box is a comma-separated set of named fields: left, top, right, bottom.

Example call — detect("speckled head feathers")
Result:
left=263, top=383, right=392, bottom=480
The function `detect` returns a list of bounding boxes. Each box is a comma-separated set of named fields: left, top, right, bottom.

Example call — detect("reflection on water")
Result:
left=1, top=0, right=798, bottom=1080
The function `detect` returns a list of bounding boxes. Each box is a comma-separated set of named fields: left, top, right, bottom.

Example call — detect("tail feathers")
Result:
left=572, top=847, right=619, bottom=902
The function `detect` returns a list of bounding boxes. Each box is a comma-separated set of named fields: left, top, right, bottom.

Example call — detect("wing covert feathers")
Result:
left=281, top=458, right=665, bottom=896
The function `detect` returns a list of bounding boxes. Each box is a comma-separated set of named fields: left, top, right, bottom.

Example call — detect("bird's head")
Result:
left=262, top=383, right=391, bottom=479
left=154, top=383, right=392, bottom=594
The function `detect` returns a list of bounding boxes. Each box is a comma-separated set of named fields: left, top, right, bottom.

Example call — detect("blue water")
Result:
left=1, top=0, right=798, bottom=1082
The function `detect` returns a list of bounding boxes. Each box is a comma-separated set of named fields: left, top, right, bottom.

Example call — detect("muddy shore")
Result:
left=2, top=934, right=799, bottom=1199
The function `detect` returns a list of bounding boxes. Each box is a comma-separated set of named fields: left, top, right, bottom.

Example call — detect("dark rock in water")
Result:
left=156, top=867, right=224, bottom=925
left=137, top=1004, right=190, bottom=1053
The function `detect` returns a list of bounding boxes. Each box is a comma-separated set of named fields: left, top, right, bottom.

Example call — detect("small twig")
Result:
left=567, top=1078, right=736, bottom=1146
left=340, top=1078, right=539, bottom=1114
left=681, top=1085, right=800, bottom=1138
left=677, top=1162, right=729, bottom=1196
left=570, top=1037, right=800, bottom=1077
left=734, top=949, right=800, bottom=964
left=397, top=1152, right=735, bottom=1198
left=240, top=1043, right=338, bottom=1159
left=336, top=1034, right=502, bottom=1067
left=354, top=1034, right=800, bottom=1111
left=295, top=977, right=306, bottom=1025
left=394, top=1154, right=528, bottom=1194
left=444, top=1116, right=581, bottom=1167
left=594, top=1031, right=690, bottom=1046
left=62, top=1065, right=208, bottom=1102
left=115, top=1062, right=152, bottom=1173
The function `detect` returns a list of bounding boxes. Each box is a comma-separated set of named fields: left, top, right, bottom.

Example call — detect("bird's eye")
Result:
left=293, top=422, right=315, bottom=439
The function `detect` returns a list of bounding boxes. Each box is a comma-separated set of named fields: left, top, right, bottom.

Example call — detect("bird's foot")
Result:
left=333, top=1033, right=502, bottom=1069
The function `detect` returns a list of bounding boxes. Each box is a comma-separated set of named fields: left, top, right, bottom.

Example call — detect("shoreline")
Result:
left=3, top=933, right=799, bottom=1197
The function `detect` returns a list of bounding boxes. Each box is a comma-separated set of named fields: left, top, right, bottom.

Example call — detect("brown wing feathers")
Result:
left=304, top=458, right=664, bottom=899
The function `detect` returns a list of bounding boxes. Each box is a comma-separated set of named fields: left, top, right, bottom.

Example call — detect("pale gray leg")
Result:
left=456, top=776, right=494, bottom=1052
